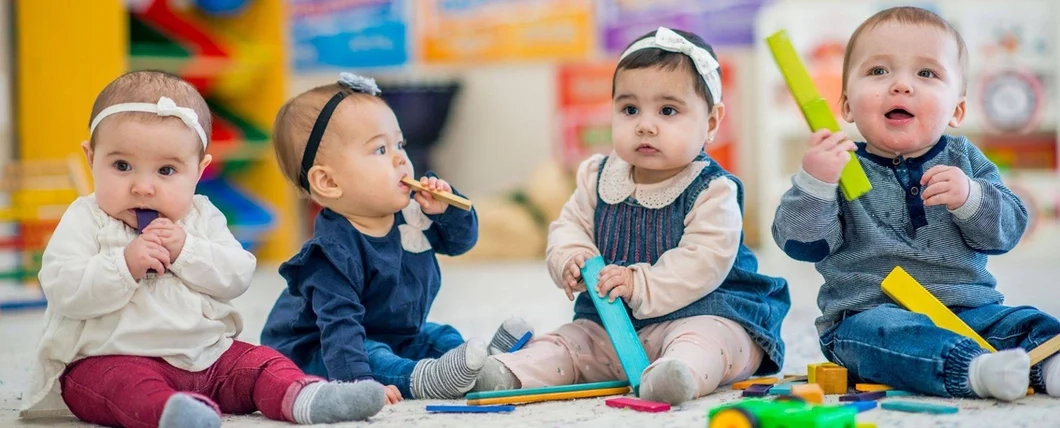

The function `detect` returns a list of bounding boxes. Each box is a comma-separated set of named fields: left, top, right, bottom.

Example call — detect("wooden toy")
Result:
left=846, top=401, right=878, bottom=413
left=709, top=398, right=856, bottom=427
left=605, top=397, right=671, bottom=413
left=881, top=266, right=996, bottom=352
left=509, top=331, right=532, bottom=352
left=426, top=405, right=514, bottom=413
left=466, top=386, right=629, bottom=406
left=855, top=383, right=892, bottom=392
left=1029, top=333, right=1060, bottom=365
left=465, top=380, right=628, bottom=401
left=816, top=366, right=848, bottom=394
left=768, top=384, right=792, bottom=395
left=732, top=376, right=778, bottom=390
left=779, top=374, right=809, bottom=384
left=402, top=177, right=473, bottom=211
left=807, top=362, right=837, bottom=383
left=881, top=400, right=959, bottom=414
left=839, top=391, right=886, bottom=402
left=742, top=383, right=772, bottom=397
left=885, top=390, right=914, bottom=397
left=580, top=256, right=650, bottom=395
left=765, top=30, right=871, bottom=201
left=791, top=383, right=824, bottom=404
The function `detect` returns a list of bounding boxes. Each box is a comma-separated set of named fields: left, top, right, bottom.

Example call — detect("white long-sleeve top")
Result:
left=20, top=194, right=256, bottom=418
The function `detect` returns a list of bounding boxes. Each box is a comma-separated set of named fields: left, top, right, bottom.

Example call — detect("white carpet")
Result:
left=2, top=248, right=1059, bottom=427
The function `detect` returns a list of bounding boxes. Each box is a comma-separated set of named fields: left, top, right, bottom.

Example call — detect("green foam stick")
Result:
left=766, top=30, right=872, bottom=201
left=581, top=256, right=650, bottom=395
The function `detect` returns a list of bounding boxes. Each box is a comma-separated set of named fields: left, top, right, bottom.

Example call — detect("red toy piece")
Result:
left=605, top=397, right=671, bottom=413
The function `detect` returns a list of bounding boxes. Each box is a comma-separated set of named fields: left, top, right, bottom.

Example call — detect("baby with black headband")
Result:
left=21, top=70, right=385, bottom=427
left=261, top=73, right=533, bottom=401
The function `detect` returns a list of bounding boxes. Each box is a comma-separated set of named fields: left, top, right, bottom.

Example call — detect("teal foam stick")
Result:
left=464, top=380, right=630, bottom=401
left=581, top=256, right=651, bottom=395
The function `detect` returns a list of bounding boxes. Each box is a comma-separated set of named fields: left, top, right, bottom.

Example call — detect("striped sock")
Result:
left=488, top=317, right=534, bottom=355
left=291, top=380, right=386, bottom=424
left=410, top=339, right=487, bottom=399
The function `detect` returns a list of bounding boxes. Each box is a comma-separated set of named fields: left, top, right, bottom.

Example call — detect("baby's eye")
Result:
left=660, top=106, right=678, bottom=116
left=869, top=67, right=887, bottom=76
left=375, top=146, right=387, bottom=155
left=113, top=160, right=131, bottom=172
left=623, top=105, right=639, bottom=115
left=159, top=166, right=176, bottom=176
left=918, top=69, right=937, bottom=78
left=397, top=140, right=407, bottom=151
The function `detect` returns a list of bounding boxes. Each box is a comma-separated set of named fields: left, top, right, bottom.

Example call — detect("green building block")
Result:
left=766, top=30, right=872, bottom=201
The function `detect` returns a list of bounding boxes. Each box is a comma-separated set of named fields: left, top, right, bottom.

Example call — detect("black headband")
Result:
left=298, top=73, right=382, bottom=192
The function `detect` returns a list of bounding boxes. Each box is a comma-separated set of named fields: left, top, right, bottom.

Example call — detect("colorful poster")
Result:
left=597, top=0, right=768, bottom=53
left=417, top=0, right=594, bottom=63
left=289, top=0, right=409, bottom=70
left=556, top=59, right=740, bottom=174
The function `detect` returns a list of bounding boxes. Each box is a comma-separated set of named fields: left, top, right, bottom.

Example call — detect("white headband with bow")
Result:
left=89, top=96, right=208, bottom=149
left=619, top=27, right=722, bottom=107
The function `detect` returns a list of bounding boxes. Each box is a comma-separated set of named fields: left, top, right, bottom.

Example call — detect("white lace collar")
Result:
left=597, top=153, right=709, bottom=209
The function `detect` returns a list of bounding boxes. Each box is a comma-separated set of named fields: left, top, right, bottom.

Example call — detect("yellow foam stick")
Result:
left=765, top=30, right=872, bottom=201
left=401, top=177, right=474, bottom=211
left=881, top=266, right=996, bottom=352
left=732, top=377, right=778, bottom=390
left=466, top=386, right=630, bottom=406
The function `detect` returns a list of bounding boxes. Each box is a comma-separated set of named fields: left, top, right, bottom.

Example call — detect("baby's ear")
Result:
left=197, top=154, right=213, bottom=179
left=308, top=165, right=343, bottom=200
left=948, top=97, right=967, bottom=128
left=81, top=140, right=94, bottom=164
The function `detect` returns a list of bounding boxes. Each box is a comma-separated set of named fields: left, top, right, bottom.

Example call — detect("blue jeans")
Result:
left=820, top=304, right=1060, bottom=397
left=363, top=323, right=464, bottom=399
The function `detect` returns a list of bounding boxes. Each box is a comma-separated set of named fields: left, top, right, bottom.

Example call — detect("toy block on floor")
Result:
left=790, top=383, right=824, bottom=404
left=855, top=383, right=892, bottom=392
left=466, top=386, right=630, bottom=406
left=881, top=266, right=996, bottom=352
left=881, top=400, right=958, bottom=414
left=742, top=384, right=772, bottom=397
left=1029, top=333, right=1060, bottom=365
left=426, top=405, right=514, bottom=413
left=816, top=366, right=848, bottom=394
left=465, top=380, right=628, bottom=401
left=732, top=377, right=777, bottom=390
left=581, top=256, right=651, bottom=395
left=885, top=390, right=914, bottom=397
left=807, top=362, right=838, bottom=383
left=839, top=391, right=886, bottom=402
left=846, top=401, right=878, bottom=413
left=768, top=384, right=792, bottom=395
left=605, top=397, right=670, bottom=413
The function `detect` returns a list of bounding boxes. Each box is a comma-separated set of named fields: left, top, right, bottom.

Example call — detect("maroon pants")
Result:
left=60, top=341, right=323, bottom=428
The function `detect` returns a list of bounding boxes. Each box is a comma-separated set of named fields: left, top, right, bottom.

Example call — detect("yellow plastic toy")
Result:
left=765, top=30, right=872, bottom=201
left=882, top=266, right=996, bottom=352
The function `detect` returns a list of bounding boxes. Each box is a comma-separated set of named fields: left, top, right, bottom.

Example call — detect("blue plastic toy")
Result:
left=581, top=256, right=650, bottom=395
left=426, top=405, right=515, bottom=414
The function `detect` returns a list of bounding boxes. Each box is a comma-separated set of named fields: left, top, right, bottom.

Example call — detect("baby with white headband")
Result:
left=21, top=70, right=385, bottom=427
left=473, top=27, right=790, bottom=405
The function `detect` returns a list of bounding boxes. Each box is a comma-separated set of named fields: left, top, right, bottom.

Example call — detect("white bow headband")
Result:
left=89, top=96, right=208, bottom=149
left=620, top=27, right=722, bottom=107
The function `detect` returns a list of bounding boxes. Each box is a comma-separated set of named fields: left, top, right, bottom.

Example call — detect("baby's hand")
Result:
left=596, top=265, right=634, bottom=303
left=414, top=176, right=451, bottom=215
left=384, top=385, right=403, bottom=404
left=124, top=232, right=170, bottom=280
left=802, top=130, right=858, bottom=184
left=562, top=251, right=595, bottom=301
left=142, top=217, right=187, bottom=261
left=921, top=165, right=971, bottom=210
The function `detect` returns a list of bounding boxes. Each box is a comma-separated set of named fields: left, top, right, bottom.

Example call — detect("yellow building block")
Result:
left=816, top=366, right=848, bottom=395
left=807, top=362, right=838, bottom=383
left=791, top=383, right=824, bottom=404
left=881, top=266, right=997, bottom=352
left=732, top=377, right=778, bottom=390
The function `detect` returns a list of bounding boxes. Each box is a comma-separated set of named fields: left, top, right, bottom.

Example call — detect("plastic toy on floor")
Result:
left=708, top=397, right=858, bottom=428
left=580, top=256, right=650, bottom=395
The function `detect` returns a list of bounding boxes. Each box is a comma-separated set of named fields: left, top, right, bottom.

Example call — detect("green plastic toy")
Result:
left=766, top=30, right=872, bottom=202
left=708, top=398, right=858, bottom=428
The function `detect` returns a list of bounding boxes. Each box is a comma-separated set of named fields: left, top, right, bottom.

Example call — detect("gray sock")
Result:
left=471, top=357, right=520, bottom=392
left=639, top=359, right=696, bottom=405
left=158, top=393, right=221, bottom=428
left=411, top=339, right=487, bottom=398
left=291, top=380, right=386, bottom=424
left=489, top=317, right=534, bottom=355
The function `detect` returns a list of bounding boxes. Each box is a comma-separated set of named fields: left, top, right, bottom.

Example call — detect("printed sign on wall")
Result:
left=597, top=0, right=767, bottom=54
left=290, top=0, right=410, bottom=70
left=417, top=0, right=594, bottom=63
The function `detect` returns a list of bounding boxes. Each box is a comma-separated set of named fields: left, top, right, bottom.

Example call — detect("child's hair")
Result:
left=89, top=70, right=211, bottom=156
left=272, top=73, right=385, bottom=196
left=842, top=6, right=969, bottom=96
left=612, top=28, right=722, bottom=112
